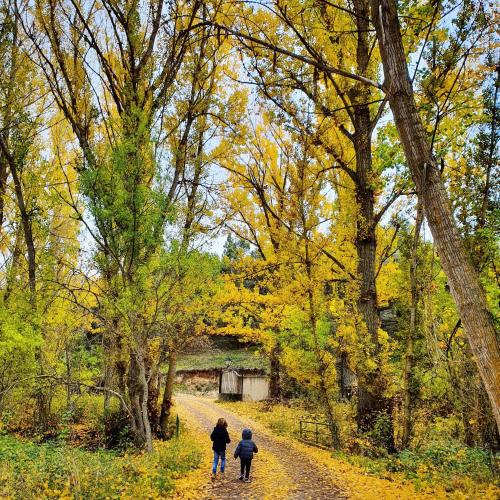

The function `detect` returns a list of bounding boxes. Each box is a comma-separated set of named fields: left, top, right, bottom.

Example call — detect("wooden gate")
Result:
left=220, top=369, right=242, bottom=395
left=299, top=420, right=340, bottom=449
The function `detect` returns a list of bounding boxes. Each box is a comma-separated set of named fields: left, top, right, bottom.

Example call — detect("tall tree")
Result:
left=219, top=0, right=404, bottom=439
left=157, top=20, right=244, bottom=435
left=0, top=1, right=46, bottom=426
left=218, top=122, right=350, bottom=444
left=401, top=202, right=424, bottom=449
left=371, top=0, right=500, bottom=431
left=23, top=0, right=205, bottom=450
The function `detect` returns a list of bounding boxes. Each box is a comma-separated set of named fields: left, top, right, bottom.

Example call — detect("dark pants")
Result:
left=240, top=458, right=252, bottom=478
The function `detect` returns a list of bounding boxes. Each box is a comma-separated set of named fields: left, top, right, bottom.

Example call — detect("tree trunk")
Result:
left=127, top=351, right=153, bottom=451
left=159, top=350, right=177, bottom=439
left=351, top=0, right=380, bottom=347
left=402, top=203, right=423, bottom=449
left=371, top=0, right=500, bottom=432
left=102, top=334, right=112, bottom=413
left=354, top=137, right=379, bottom=346
left=0, top=155, right=7, bottom=233
left=114, top=328, right=127, bottom=396
left=3, top=226, right=22, bottom=303
left=353, top=131, right=389, bottom=434
left=350, top=0, right=392, bottom=438
left=138, top=352, right=153, bottom=453
left=4, top=150, right=36, bottom=302
left=147, top=365, right=160, bottom=436
left=269, top=343, right=282, bottom=399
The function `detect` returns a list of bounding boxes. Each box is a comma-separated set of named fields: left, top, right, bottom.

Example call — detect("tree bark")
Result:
left=353, top=136, right=379, bottom=346
left=102, top=333, right=112, bottom=413
left=353, top=129, right=389, bottom=434
left=138, top=352, right=153, bottom=453
left=127, top=351, right=153, bottom=451
left=402, top=202, right=423, bottom=449
left=0, top=143, right=36, bottom=303
left=0, top=155, right=7, bottom=233
left=159, top=350, right=177, bottom=439
left=371, top=0, right=500, bottom=432
left=269, top=342, right=282, bottom=399
left=351, top=0, right=380, bottom=348
left=350, top=0, right=392, bottom=438
left=147, top=365, right=160, bottom=436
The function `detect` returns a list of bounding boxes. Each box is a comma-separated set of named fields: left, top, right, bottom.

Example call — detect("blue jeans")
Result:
left=212, top=450, right=226, bottom=474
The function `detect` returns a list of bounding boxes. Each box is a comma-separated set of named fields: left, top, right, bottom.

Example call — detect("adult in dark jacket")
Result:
left=234, top=428, right=258, bottom=482
left=210, top=418, right=231, bottom=478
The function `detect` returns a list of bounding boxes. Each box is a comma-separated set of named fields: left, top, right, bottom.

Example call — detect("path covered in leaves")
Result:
left=176, top=394, right=346, bottom=499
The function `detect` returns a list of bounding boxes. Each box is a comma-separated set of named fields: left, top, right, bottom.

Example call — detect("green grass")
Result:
left=177, top=346, right=268, bottom=371
left=0, top=431, right=202, bottom=499
left=330, top=443, right=498, bottom=489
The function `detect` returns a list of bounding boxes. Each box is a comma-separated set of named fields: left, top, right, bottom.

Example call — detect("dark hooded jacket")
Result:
left=210, top=425, right=230, bottom=452
left=234, top=428, right=258, bottom=460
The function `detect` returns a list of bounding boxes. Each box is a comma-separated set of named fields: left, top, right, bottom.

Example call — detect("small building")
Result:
left=219, top=368, right=269, bottom=402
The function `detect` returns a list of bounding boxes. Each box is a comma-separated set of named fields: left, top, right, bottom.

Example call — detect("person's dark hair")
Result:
left=217, top=418, right=228, bottom=428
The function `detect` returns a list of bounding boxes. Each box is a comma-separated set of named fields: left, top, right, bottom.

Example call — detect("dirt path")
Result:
left=176, top=394, right=346, bottom=499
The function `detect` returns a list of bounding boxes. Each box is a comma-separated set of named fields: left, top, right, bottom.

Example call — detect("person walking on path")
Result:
left=234, top=428, right=258, bottom=482
left=210, top=418, right=231, bottom=480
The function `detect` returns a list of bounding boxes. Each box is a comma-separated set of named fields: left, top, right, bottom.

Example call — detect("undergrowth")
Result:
left=0, top=428, right=202, bottom=499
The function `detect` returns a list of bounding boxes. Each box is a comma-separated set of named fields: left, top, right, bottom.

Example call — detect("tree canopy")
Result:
left=0, top=0, right=498, bottom=461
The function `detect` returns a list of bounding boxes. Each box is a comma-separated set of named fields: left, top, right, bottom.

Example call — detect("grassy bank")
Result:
left=177, top=346, right=267, bottom=371
left=0, top=429, right=203, bottom=499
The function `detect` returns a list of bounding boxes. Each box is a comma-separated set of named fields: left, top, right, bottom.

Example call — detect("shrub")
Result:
left=387, top=444, right=496, bottom=485
left=101, top=407, right=134, bottom=451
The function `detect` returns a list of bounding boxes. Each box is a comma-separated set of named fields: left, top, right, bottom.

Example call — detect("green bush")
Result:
left=369, top=412, right=393, bottom=450
left=100, top=407, right=134, bottom=451
left=387, top=444, right=496, bottom=484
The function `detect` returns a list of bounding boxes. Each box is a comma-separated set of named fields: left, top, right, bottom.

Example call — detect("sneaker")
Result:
left=244, top=477, right=251, bottom=483
left=211, top=473, right=216, bottom=481
left=238, top=475, right=244, bottom=480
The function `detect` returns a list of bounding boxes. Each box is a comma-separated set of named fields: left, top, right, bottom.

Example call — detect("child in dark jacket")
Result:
left=210, top=418, right=231, bottom=479
left=234, top=428, right=258, bottom=482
